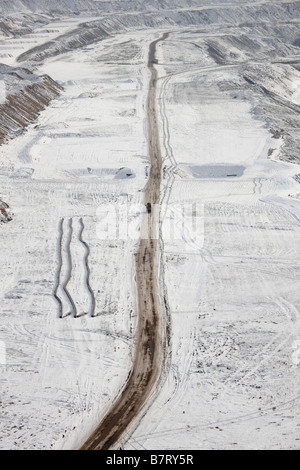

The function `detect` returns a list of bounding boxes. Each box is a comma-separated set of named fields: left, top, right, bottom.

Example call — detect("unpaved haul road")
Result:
left=79, top=33, right=169, bottom=451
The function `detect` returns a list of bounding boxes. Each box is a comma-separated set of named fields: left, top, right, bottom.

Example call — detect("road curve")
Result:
left=79, top=33, right=169, bottom=451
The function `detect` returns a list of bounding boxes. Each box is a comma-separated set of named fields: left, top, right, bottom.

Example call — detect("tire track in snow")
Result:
left=54, top=217, right=95, bottom=318
left=78, top=218, right=96, bottom=317
left=133, top=390, right=300, bottom=443
left=79, top=32, right=171, bottom=451
left=159, top=73, right=178, bottom=221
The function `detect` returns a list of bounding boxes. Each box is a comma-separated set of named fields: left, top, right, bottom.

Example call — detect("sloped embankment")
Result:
left=0, top=199, right=12, bottom=224
left=0, top=71, right=63, bottom=145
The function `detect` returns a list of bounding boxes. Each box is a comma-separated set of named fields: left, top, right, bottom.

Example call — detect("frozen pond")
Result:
left=188, top=164, right=245, bottom=179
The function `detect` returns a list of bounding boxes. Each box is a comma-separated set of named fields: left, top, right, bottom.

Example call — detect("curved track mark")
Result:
left=62, top=218, right=77, bottom=318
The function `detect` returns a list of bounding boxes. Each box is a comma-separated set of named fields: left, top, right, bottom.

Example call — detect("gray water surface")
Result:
left=189, top=164, right=245, bottom=179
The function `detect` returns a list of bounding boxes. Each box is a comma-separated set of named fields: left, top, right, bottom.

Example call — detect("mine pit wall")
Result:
left=0, top=75, right=63, bottom=145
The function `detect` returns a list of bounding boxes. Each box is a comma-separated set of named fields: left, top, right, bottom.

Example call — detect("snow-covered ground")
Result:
left=0, top=28, right=153, bottom=450
left=1, top=2, right=300, bottom=450
left=0, top=16, right=98, bottom=66
left=127, top=43, right=300, bottom=449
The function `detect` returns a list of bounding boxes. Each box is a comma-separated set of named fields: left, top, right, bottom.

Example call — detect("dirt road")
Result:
left=79, top=33, right=169, bottom=451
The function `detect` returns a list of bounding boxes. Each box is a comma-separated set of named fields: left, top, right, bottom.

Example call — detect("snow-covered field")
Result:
left=1, top=1, right=300, bottom=450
